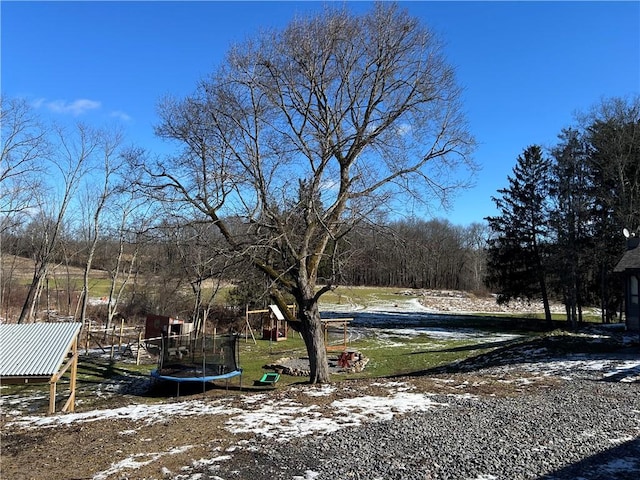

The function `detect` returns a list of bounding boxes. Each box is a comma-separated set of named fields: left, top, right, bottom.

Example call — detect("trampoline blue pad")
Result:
left=151, top=368, right=242, bottom=383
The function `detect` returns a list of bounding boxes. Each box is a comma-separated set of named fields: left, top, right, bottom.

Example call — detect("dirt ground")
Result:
left=0, top=294, right=630, bottom=480
left=0, top=370, right=564, bottom=480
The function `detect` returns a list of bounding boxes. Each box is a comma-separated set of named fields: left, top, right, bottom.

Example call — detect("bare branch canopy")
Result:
left=143, top=3, right=476, bottom=383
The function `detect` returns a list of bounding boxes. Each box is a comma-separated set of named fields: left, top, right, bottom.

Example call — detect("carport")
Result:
left=0, top=322, right=82, bottom=414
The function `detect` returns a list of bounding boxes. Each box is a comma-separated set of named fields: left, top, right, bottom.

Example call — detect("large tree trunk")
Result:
left=79, top=243, right=97, bottom=325
left=298, top=299, right=330, bottom=384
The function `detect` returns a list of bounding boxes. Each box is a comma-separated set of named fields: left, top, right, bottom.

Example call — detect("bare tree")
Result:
left=142, top=4, right=475, bottom=382
left=1, top=98, right=49, bottom=319
left=76, top=128, right=125, bottom=325
left=168, top=222, right=235, bottom=334
left=0, top=97, right=48, bottom=222
left=101, top=190, right=153, bottom=330
left=17, top=123, right=97, bottom=323
left=462, top=222, right=489, bottom=293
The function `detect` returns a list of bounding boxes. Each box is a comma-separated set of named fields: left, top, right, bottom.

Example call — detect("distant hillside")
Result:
left=0, top=255, right=110, bottom=281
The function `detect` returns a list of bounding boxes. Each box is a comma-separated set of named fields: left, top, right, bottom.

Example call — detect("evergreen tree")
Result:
left=584, top=97, right=640, bottom=321
left=486, top=145, right=553, bottom=322
left=548, top=128, right=593, bottom=328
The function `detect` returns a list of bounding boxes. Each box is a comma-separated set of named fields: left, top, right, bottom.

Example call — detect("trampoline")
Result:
left=150, top=333, right=242, bottom=396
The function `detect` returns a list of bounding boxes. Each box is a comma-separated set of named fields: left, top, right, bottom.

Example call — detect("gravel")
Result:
left=188, top=375, right=640, bottom=480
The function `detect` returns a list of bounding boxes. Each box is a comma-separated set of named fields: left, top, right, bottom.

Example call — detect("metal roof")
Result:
left=0, top=322, right=82, bottom=378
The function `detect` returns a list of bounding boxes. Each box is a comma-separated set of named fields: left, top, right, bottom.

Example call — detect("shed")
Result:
left=145, top=314, right=194, bottom=340
left=613, top=237, right=640, bottom=331
left=0, top=322, right=82, bottom=414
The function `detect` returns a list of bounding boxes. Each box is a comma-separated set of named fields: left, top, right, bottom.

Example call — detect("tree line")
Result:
left=2, top=93, right=636, bottom=335
left=10, top=91, right=637, bottom=334
left=1, top=183, right=487, bottom=324
left=336, top=219, right=486, bottom=291
left=486, top=96, right=640, bottom=327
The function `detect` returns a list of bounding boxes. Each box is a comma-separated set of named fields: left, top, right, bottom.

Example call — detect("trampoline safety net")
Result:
left=156, top=333, right=240, bottom=379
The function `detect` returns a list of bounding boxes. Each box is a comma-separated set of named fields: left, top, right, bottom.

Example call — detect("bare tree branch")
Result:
left=143, top=3, right=476, bottom=383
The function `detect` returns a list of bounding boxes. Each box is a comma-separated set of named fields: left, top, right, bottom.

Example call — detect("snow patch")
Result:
left=293, top=470, right=321, bottom=480
left=92, top=444, right=193, bottom=480
left=303, top=385, right=337, bottom=397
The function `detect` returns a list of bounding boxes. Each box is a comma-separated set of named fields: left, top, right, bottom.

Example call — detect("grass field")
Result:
left=0, top=258, right=611, bottom=412
left=0, top=316, right=536, bottom=415
left=319, top=285, right=408, bottom=306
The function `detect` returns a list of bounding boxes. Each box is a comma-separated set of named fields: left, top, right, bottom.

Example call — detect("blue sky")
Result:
left=2, top=1, right=639, bottom=226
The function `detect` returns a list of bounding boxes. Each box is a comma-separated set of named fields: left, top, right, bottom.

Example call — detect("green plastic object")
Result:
left=253, top=372, right=280, bottom=386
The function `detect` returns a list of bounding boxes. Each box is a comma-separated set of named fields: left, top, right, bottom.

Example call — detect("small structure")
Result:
left=614, top=236, right=640, bottom=331
left=321, top=317, right=354, bottom=351
left=263, top=304, right=288, bottom=341
left=0, top=322, right=82, bottom=414
left=145, top=314, right=194, bottom=340
left=245, top=304, right=295, bottom=342
left=145, top=314, right=194, bottom=355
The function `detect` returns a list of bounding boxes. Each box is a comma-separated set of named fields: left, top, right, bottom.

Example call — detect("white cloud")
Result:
left=31, top=97, right=46, bottom=109
left=32, top=97, right=131, bottom=121
left=110, top=110, right=132, bottom=122
left=43, top=98, right=101, bottom=116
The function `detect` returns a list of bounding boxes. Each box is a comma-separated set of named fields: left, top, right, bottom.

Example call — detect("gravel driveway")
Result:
left=185, top=364, right=640, bottom=480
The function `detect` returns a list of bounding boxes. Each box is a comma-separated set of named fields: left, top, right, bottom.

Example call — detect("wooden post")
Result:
left=70, top=337, right=78, bottom=411
left=244, top=306, right=257, bottom=344
left=48, top=379, right=57, bottom=415
left=284, top=312, right=288, bottom=339
left=245, top=305, right=249, bottom=343
left=110, top=325, right=116, bottom=360
left=62, top=337, right=79, bottom=413
left=136, top=331, right=143, bottom=365
left=85, top=319, right=90, bottom=354
left=323, top=321, right=328, bottom=346
left=343, top=318, right=347, bottom=348
left=118, top=318, right=125, bottom=352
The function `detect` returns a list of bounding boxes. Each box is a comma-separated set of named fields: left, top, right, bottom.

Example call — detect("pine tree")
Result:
left=486, top=145, right=553, bottom=322
left=548, top=128, right=592, bottom=328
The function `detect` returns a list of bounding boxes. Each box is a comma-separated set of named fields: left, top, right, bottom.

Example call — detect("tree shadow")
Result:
left=538, top=437, right=640, bottom=479
left=409, top=337, right=523, bottom=355
left=323, top=309, right=565, bottom=331
left=598, top=362, right=640, bottom=383
left=74, top=357, right=149, bottom=387
left=140, top=375, right=247, bottom=398
left=391, top=334, right=640, bottom=379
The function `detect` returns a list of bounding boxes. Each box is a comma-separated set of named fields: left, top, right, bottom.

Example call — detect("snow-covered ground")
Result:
left=2, top=298, right=638, bottom=480
left=4, top=352, right=639, bottom=480
left=5, top=351, right=639, bottom=432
